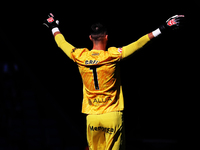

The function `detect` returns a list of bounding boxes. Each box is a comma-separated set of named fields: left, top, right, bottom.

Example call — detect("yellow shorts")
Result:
left=86, top=111, right=125, bottom=150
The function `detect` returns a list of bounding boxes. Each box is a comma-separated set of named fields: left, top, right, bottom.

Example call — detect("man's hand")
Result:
left=152, top=14, right=185, bottom=37
left=160, top=15, right=185, bottom=32
left=43, top=13, right=59, bottom=29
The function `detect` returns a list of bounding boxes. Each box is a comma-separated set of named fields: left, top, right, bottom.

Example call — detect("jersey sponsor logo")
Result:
left=91, top=52, right=100, bottom=56
left=93, top=97, right=112, bottom=104
left=85, top=60, right=99, bottom=65
left=89, top=125, right=115, bottom=134
left=88, top=97, right=112, bottom=106
left=118, top=48, right=122, bottom=53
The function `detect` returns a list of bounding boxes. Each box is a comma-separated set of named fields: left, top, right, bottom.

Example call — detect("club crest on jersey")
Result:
left=85, top=60, right=99, bottom=65
left=118, top=48, right=122, bottom=53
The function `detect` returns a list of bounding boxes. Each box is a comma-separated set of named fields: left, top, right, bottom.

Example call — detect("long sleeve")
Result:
left=54, top=33, right=75, bottom=59
left=122, top=34, right=150, bottom=59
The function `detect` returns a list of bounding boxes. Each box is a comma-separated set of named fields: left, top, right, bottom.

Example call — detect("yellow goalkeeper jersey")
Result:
left=54, top=33, right=150, bottom=115
left=71, top=47, right=124, bottom=114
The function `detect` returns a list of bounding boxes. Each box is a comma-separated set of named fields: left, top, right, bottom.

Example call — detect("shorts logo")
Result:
left=89, top=126, right=114, bottom=134
left=118, top=48, right=122, bottom=53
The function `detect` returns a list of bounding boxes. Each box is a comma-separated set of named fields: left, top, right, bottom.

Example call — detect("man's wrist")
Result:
left=152, top=28, right=161, bottom=37
left=52, top=27, right=60, bottom=35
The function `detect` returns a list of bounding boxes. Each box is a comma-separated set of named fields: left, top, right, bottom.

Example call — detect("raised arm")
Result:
left=52, top=28, right=75, bottom=59
left=122, top=15, right=185, bottom=59
left=122, top=33, right=152, bottom=58
left=43, top=13, right=75, bottom=59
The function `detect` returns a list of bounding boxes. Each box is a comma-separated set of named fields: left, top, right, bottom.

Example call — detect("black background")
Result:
left=1, top=1, right=198, bottom=149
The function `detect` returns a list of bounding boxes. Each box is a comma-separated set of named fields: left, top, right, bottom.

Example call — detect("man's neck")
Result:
left=92, top=41, right=107, bottom=51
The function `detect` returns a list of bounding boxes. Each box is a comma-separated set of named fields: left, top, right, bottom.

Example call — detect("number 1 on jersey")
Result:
left=90, top=66, right=99, bottom=90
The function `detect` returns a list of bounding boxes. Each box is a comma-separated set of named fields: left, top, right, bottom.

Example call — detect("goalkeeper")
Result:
left=43, top=14, right=185, bottom=150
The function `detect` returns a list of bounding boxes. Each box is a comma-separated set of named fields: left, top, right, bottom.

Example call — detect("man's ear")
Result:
left=89, top=35, right=93, bottom=41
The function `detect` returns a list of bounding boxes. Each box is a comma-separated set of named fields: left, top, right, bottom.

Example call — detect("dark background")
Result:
left=0, top=1, right=198, bottom=150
